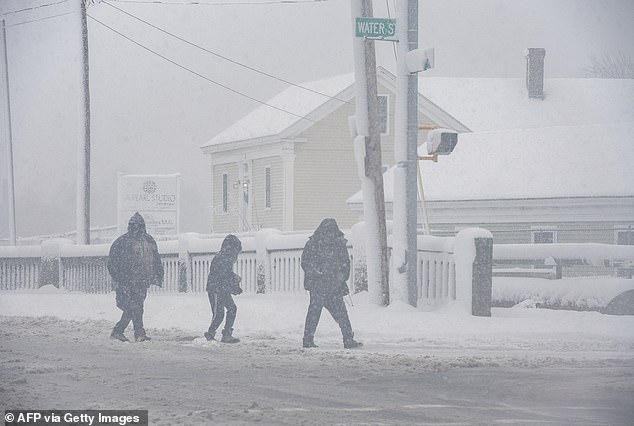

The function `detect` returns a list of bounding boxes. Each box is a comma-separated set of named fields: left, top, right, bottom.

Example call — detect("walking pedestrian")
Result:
left=205, top=234, right=243, bottom=343
left=301, top=218, right=362, bottom=349
left=107, top=212, right=164, bottom=342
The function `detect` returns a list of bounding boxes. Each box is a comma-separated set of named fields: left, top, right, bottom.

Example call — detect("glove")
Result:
left=230, top=286, right=243, bottom=295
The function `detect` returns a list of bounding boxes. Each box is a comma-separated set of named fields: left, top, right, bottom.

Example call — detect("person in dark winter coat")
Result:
left=107, top=212, right=164, bottom=342
left=205, top=234, right=243, bottom=343
left=301, top=218, right=362, bottom=349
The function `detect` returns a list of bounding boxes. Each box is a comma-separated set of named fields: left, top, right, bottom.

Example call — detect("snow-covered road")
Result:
left=1, top=289, right=633, bottom=424
left=1, top=314, right=633, bottom=425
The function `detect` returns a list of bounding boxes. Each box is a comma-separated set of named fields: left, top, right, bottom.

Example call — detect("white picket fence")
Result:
left=0, top=228, right=502, bottom=310
left=418, top=250, right=456, bottom=302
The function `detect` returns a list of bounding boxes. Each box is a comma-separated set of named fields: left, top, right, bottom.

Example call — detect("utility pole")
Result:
left=1, top=19, right=16, bottom=245
left=392, top=0, right=419, bottom=306
left=76, top=0, right=91, bottom=245
left=351, top=0, right=390, bottom=305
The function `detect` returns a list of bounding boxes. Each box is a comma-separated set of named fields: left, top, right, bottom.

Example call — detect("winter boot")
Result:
left=220, top=328, right=240, bottom=344
left=343, top=334, right=363, bottom=349
left=110, top=331, right=129, bottom=342
left=204, top=331, right=216, bottom=341
left=135, top=335, right=151, bottom=342
left=302, top=337, right=318, bottom=348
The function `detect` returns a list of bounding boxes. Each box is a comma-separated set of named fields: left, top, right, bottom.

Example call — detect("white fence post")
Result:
left=255, top=229, right=279, bottom=293
left=40, top=238, right=74, bottom=289
left=178, top=233, right=197, bottom=292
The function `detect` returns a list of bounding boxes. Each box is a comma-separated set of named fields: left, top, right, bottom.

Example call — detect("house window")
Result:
left=265, top=166, right=271, bottom=209
left=222, top=173, right=228, bottom=213
left=378, top=94, right=389, bottom=134
left=532, top=230, right=556, bottom=244
left=616, top=227, right=634, bottom=245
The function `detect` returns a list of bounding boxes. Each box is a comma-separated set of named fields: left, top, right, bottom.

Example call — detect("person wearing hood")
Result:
left=107, top=212, right=164, bottom=342
left=205, top=234, right=243, bottom=343
left=301, top=218, right=362, bottom=349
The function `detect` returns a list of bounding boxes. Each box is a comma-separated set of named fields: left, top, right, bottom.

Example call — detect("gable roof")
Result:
left=201, top=73, right=355, bottom=148
left=416, top=77, right=634, bottom=132
left=202, top=68, right=634, bottom=151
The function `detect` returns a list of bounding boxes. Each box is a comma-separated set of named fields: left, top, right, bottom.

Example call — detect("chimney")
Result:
left=525, top=48, right=546, bottom=99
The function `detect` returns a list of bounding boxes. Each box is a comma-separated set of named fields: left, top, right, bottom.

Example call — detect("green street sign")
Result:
left=355, top=17, right=396, bottom=38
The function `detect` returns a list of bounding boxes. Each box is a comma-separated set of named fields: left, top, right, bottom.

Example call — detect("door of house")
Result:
left=239, top=162, right=252, bottom=231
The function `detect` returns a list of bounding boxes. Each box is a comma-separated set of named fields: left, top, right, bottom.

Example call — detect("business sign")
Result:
left=355, top=17, right=396, bottom=38
left=117, top=173, right=180, bottom=237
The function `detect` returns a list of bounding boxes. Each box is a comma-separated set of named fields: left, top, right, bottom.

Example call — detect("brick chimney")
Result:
left=525, top=48, right=546, bottom=99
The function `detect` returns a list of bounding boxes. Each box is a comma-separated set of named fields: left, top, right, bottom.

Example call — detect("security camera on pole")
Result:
left=392, top=0, right=436, bottom=307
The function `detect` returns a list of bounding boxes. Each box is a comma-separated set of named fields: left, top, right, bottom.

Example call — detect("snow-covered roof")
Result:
left=201, top=73, right=354, bottom=148
left=202, top=68, right=634, bottom=149
left=418, top=77, right=634, bottom=132
left=348, top=122, right=634, bottom=203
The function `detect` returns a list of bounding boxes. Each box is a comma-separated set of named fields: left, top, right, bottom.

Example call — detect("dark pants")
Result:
left=207, top=291, right=237, bottom=335
left=113, top=283, right=148, bottom=338
left=303, top=291, right=353, bottom=342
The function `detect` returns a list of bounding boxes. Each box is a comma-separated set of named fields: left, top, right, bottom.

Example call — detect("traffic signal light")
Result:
left=426, top=129, right=458, bottom=156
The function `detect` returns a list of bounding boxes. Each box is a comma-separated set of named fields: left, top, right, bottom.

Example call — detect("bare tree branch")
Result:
left=584, top=51, right=634, bottom=79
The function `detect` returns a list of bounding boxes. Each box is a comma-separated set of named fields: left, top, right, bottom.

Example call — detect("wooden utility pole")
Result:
left=1, top=19, right=16, bottom=245
left=351, top=0, right=390, bottom=305
left=76, top=0, right=91, bottom=245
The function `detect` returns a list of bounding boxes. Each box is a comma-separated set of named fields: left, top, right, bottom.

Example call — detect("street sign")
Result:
left=406, top=47, right=435, bottom=73
left=355, top=17, right=396, bottom=38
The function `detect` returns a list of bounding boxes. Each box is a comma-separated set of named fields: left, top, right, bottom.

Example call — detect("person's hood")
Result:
left=221, top=234, right=242, bottom=254
left=128, top=212, right=146, bottom=233
left=312, top=218, right=344, bottom=241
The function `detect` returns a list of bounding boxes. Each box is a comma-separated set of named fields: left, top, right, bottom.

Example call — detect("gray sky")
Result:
left=1, top=0, right=633, bottom=238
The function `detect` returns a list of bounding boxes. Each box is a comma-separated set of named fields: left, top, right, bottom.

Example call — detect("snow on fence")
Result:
left=0, top=227, right=537, bottom=314
left=2, top=228, right=632, bottom=315
left=493, top=243, right=634, bottom=279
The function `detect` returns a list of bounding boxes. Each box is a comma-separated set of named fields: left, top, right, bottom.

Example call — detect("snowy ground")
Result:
left=1, top=281, right=634, bottom=425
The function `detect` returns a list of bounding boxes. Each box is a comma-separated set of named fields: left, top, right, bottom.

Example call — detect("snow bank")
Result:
left=493, top=276, right=634, bottom=310
left=2, top=280, right=634, bottom=358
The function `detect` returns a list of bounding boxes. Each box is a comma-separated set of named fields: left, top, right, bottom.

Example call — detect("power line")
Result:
left=1, top=0, right=69, bottom=16
left=87, top=13, right=321, bottom=124
left=109, top=0, right=327, bottom=5
left=5, top=11, right=76, bottom=27
left=102, top=0, right=350, bottom=105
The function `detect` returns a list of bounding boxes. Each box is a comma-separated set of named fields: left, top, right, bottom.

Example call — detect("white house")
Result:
left=199, top=68, right=465, bottom=233
left=348, top=60, right=634, bottom=244
left=202, top=53, right=634, bottom=241
left=348, top=122, right=634, bottom=244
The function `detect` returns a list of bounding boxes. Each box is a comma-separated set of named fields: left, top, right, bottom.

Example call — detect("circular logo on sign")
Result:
left=143, top=180, right=157, bottom=194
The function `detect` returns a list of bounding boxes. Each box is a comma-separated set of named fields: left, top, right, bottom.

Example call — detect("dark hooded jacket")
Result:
left=107, top=212, right=164, bottom=287
left=206, top=234, right=243, bottom=294
left=301, top=218, right=350, bottom=296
